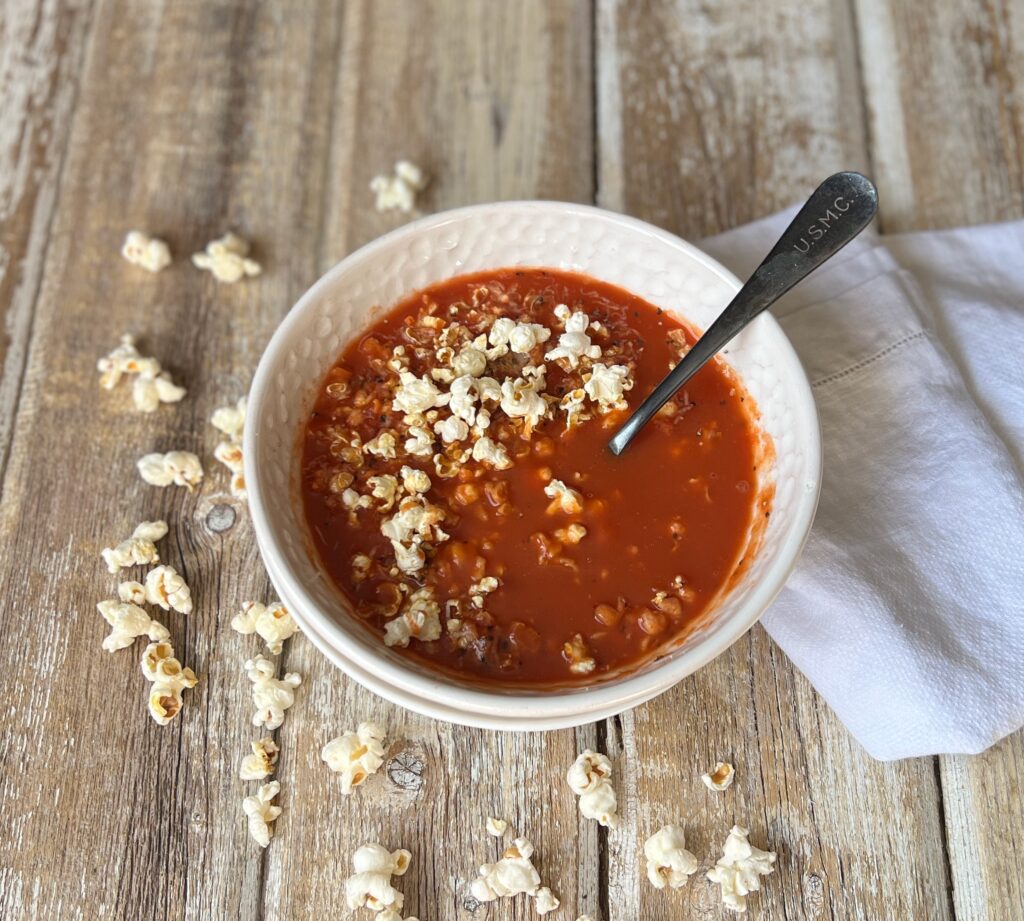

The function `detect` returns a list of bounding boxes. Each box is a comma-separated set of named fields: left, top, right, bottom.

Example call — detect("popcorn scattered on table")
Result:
left=534, top=886, right=560, bottom=915
left=240, top=737, right=280, bottom=780
left=701, top=761, right=735, bottom=792
left=97, top=600, right=169, bottom=652
left=144, top=565, right=193, bottom=615
left=566, top=750, right=619, bottom=828
left=97, top=334, right=186, bottom=412
left=644, top=824, right=699, bottom=889
left=321, top=721, right=387, bottom=794
left=117, top=580, right=146, bottom=605
left=242, top=780, right=282, bottom=848
left=101, top=520, right=168, bottom=573
left=485, top=816, right=508, bottom=838
left=370, top=160, right=428, bottom=213
left=141, top=641, right=198, bottom=725
left=471, top=836, right=558, bottom=912
left=192, top=232, right=261, bottom=283
left=244, top=655, right=301, bottom=730
left=121, top=231, right=172, bottom=273
left=137, top=450, right=204, bottom=490
left=231, top=601, right=298, bottom=654
left=211, top=397, right=247, bottom=499
left=706, top=825, right=777, bottom=913
left=345, top=843, right=412, bottom=912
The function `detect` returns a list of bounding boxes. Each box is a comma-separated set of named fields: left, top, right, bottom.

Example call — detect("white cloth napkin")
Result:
left=701, top=211, right=1024, bottom=761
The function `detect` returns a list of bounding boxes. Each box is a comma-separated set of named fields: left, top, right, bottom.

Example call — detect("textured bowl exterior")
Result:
left=244, top=201, right=821, bottom=730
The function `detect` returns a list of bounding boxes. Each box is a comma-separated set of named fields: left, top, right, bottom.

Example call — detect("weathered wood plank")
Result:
left=0, top=0, right=96, bottom=488
left=596, top=2, right=953, bottom=919
left=267, top=3, right=597, bottom=921
left=856, top=4, right=1024, bottom=919
left=0, top=1, right=346, bottom=918
left=856, top=0, right=1024, bottom=232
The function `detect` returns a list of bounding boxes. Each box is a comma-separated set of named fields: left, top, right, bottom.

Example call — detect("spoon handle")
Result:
left=608, top=171, right=878, bottom=456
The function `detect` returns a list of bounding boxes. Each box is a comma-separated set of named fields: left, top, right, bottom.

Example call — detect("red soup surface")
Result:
left=301, top=268, right=768, bottom=688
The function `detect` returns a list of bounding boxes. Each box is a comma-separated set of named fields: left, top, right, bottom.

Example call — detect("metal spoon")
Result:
left=608, top=171, right=878, bottom=456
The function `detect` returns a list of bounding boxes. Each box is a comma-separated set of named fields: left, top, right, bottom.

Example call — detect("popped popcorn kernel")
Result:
left=211, top=397, right=247, bottom=440
left=485, top=816, right=508, bottom=838
left=117, top=580, right=146, bottom=605
left=370, top=160, right=428, bottom=213
left=97, top=600, right=169, bottom=652
left=544, top=478, right=583, bottom=515
left=132, top=373, right=187, bottom=413
left=702, top=761, right=736, bottom=792
left=192, top=232, right=261, bottom=283
left=567, top=750, right=618, bottom=828
left=97, top=334, right=186, bottom=410
left=232, top=601, right=298, bottom=654
left=534, top=886, right=560, bottom=915
left=584, top=362, right=633, bottom=411
left=365, top=431, right=398, bottom=459
left=101, top=520, right=168, bottom=573
left=471, top=436, right=511, bottom=470
left=470, top=837, right=543, bottom=902
left=544, top=309, right=602, bottom=368
left=563, top=633, right=596, bottom=676
left=137, top=451, right=204, bottom=490
left=706, top=825, right=776, bottom=913
left=383, top=586, right=441, bottom=647
left=644, top=824, right=699, bottom=889
left=245, top=655, right=301, bottom=730
left=121, top=231, right=172, bottom=273
left=144, top=565, right=193, bottom=615
left=321, top=721, right=387, bottom=794
left=140, top=641, right=198, bottom=725
left=240, top=737, right=280, bottom=780
left=243, top=781, right=281, bottom=848
left=345, top=843, right=412, bottom=911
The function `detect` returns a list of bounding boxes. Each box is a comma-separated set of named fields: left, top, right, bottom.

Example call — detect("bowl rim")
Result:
left=245, top=199, right=822, bottom=726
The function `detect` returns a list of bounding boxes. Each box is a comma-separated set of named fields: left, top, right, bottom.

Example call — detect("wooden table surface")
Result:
left=1, top=2, right=1021, bottom=919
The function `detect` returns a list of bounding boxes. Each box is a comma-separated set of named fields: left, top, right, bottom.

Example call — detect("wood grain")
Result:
left=597, top=2, right=952, bottom=919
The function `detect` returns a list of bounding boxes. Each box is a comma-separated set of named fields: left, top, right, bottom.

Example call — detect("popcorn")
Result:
left=434, top=415, right=469, bottom=444
left=383, top=587, right=441, bottom=647
left=117, top=580, right=146, bottom=605
left=192, top=232, right=261, bottom=283
left=702, top=761, right=736, bottom=792
left=240, top=737, right=280, bottom=780
left=500, top=371, right=549, bottom=429
left=245, top=655, right=301, bottom=730
left=563, top=633, right=596, bottom=674
left=584, top=362, right=633, bottom=411
left=554, top=523, right=587, bottom=545
left=644, top=825, right=699, bottom=889
left=393, top=371, right=449, bottom=415
left=121, top=231, right=172, bottom=273
left=232, top=601, right=299, bottom=654
left=97, top=600, right=169, bottom=652
left=242, top=781, right=282, bottom=848
left=101, top=520, right=168, bottom=573
left=471, top=436, right=512, bottom=470
left=132, top=373, right=187, bottom=413
left=544, top=479, right=583, bottom=515
left=369, top=474, right=400, bottom=511
left=470, top=837, right=542, bottom=902
left=144, top=565, right=193, bottom=615
left=390, top=540, right=425, bottom=574
left=567, top=750, right=618, bottom=828
left=321, top=721, right=387, bottom=794
left=211, top=397, right=247, bottom=440
left=140, top=641, right=198, bottom=725
left=545, top=310, right=602, bottom=368
left=370, top=160, right=428, bottom=213
left=447, top=375, right=480, bottom=425
left=452, top=345, right=487, bottom=377
left=486, top=817, right=508, bottom=837
left=365, top=431, right=398, bottom=459
left=534, top=887, right=560, bottom=915
left=404, top=426, right=434, bottom=456
left=345, top=843, right=411, bottom=911
left=559, top=387, right=591, bottom=429
left=485, top=319, right=552, bottom=355
left=400, top=465, right=431, bottom=495
left=706, top=826, right=776, bottom=913
left=97, top=334, right=185, bottom=410
left=137, top=451, right=204, bottom=490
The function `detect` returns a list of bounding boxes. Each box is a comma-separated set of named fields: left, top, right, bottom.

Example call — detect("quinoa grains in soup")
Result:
left=301, top=268, right=768, bottom=688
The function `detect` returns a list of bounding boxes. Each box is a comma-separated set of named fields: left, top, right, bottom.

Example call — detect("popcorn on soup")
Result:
left=300, top=269, right=769, bottom=686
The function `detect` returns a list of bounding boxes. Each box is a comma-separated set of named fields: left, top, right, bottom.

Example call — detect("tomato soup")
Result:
left=300, top=269, right=767, bottom=687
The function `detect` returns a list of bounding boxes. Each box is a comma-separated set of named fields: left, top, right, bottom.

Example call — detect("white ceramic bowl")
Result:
left=245, top=201, right=821, bottom=731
